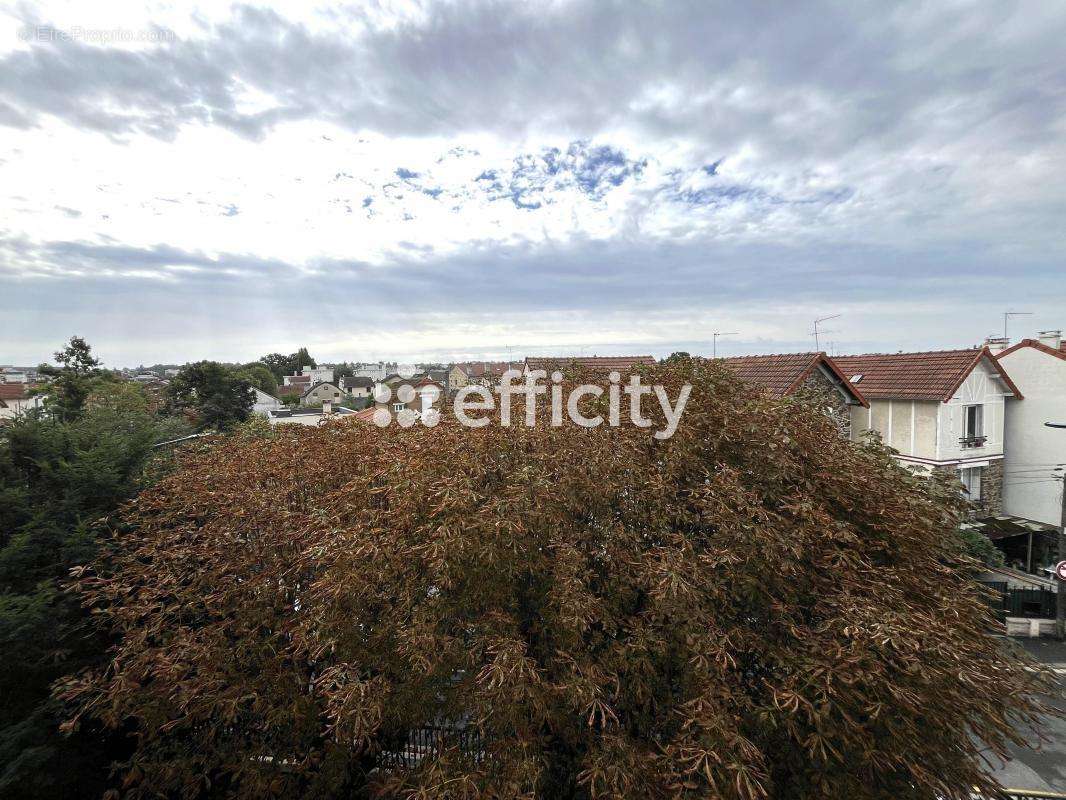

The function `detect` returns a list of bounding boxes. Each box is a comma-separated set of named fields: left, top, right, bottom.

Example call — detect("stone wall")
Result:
left=982, top=458, right=1004, bottom=516
left=794, top=369, right=853, bottom=438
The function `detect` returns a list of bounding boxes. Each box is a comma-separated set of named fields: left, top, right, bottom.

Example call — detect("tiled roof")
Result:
left=455, top=361, right=521, bottom=378
left=277, top=384, right=303, bottom=396
left=341, top=376, right=374, bottom=388
left=833, top=348, right=1021, bottom=401
left=285, top=374, right=311, bottom=383
left=524, top=355, right=656, bottom=373
left=718, top=352, right=867, bottom=406
left=997, top=338, right=1066, bottom=363
left=0, top=383, right=32, bottom=400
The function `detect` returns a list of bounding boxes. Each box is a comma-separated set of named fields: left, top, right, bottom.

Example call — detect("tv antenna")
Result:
left=811, top=315, right=840, bottom=351
left=1003, top=311, right=1032, bottom=340
left=712, top=331, right=737, bottom=358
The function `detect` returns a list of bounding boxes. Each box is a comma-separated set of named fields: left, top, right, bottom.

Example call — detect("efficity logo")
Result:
left=372, top=370, right=691, bottom=440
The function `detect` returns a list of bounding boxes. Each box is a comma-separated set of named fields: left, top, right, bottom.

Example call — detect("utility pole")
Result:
left=712, top=331, right=737, bottom=358
left=1046, top=422, right=1066, bottom=640
left=812, top=315, right=840, bottom=351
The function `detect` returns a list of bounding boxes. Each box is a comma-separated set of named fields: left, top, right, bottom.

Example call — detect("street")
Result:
left=983, top=638, right=1066, bottom=792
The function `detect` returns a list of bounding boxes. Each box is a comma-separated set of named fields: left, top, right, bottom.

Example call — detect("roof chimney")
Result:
left=1038, top=329, right=1062, bottom=350
left=984, top=336, right=1010, bottom=353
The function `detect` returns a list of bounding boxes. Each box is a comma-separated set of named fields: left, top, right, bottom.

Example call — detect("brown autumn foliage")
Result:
left=60, top=359, right=1051, bottom=799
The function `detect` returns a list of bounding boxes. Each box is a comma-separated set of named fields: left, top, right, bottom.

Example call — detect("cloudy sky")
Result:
left=1, top=1, right=1064, bottom=367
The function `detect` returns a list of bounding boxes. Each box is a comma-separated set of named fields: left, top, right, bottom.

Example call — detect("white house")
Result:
left=302, top=365, right=334, bottom=384
left=0, top=384, right=46, bottom=421
left=251, top=388, right=282, bottom=417
left=353, top=362, right=388, bottom=381
left=835, top=347, right=1023, bottom=513
left=994, top=331, right=1066, bottom=527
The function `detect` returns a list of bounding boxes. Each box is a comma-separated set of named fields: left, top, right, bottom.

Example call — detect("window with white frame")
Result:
left=959, top=466, right=982, bottom=502
left=961, top=404, right=985, bottom=447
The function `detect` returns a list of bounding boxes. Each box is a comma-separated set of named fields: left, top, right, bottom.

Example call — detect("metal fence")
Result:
left=979, top=581, right=1057, bottom=619
left=378, top=724, right=483, bottom=770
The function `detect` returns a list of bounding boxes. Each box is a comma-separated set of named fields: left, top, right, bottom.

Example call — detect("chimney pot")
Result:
left=984, top=336, right=1010, bottom=353
left=1038, top=329, right=1062, bottom=350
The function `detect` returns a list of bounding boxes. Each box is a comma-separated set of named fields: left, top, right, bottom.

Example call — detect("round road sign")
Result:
left=1055, top=561, right=1066, bottom=581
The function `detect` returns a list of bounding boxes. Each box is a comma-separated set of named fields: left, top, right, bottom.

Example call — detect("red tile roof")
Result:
left=524, top=355, right=656, bottom=373
left=455, top=361, right=521, bottom=378
left=352, top=407, right=378, bottom=423
left=997, top=338, right=1066, bottom=363
left=719, top=352, right=868, bottom=406
left=0, top=383, right=31, bottom=401
left=833, top=347, right=1022, bottom=401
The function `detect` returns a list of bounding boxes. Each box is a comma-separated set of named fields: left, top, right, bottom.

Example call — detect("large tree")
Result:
left=164, top=361, right=255, bottom=431
left=258, top=348, right=316, bottom=383
left=61, top=361, right=1051, bottom=799
left=37, top=335, right=102, bottom=421
left=0, top=379, right=191, bottom=798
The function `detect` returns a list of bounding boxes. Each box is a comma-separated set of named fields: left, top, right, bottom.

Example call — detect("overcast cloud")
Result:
left=1, top=1, right=1064, bottom=366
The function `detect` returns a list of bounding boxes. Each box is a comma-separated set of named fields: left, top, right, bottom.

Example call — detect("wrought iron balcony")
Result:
left=959, top=434, right=987, bottom=448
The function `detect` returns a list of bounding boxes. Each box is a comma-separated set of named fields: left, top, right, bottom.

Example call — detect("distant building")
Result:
left=353, top=362, right=391, bottom=381
left=0, top=383, right=46, bottom=421
left=303, top=365, right=335, bottom=385
left=251, top=388, right=282, bottom=417
left=0, top=368, right=29, bottom=384
left=524, top=355, right=656, bottom=376
left=340, top=376, right=374, bottom=398
left=301, top=382, right=344, bottom=406
left=448, top=361, right=522, bottom=390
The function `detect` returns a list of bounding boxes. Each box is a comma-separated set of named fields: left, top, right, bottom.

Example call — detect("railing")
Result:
left=378, top=724, right=483, bottom=769
left=960, top=434, right=988, bottom=448
left=979, top=581, right=1057, bottom=619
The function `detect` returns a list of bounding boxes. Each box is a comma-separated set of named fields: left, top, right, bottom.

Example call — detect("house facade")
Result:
left=0, top=383, right=46, bottom=421
left=834, top=348, right=1022, bottom=514
left=301, top=382, right=344, bottom=407
left=994, top=331, right=1066, bottom=527
left=251, top=388, right=282, bottom=417
left=341, top=376, right=374, bottom=398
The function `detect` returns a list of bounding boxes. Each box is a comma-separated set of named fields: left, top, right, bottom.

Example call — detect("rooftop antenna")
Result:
left=712, top=331, right=737, bottom=358
left=1003, top=310, right=1032, bottom=340
left=811, top=314, right=841, bottom=351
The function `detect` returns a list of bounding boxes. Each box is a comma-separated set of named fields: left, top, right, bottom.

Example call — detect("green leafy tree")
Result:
left=165, top=361, right=256, bottom=431
left=0, top=381, right=191, bottom=799
left=258, top=348, right=317, bottom=383
left=236, top=363, right=279, bottom=397
left=62, top=360, right=1052, bottom=800
left=37, top=336, right=102, bottom=421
